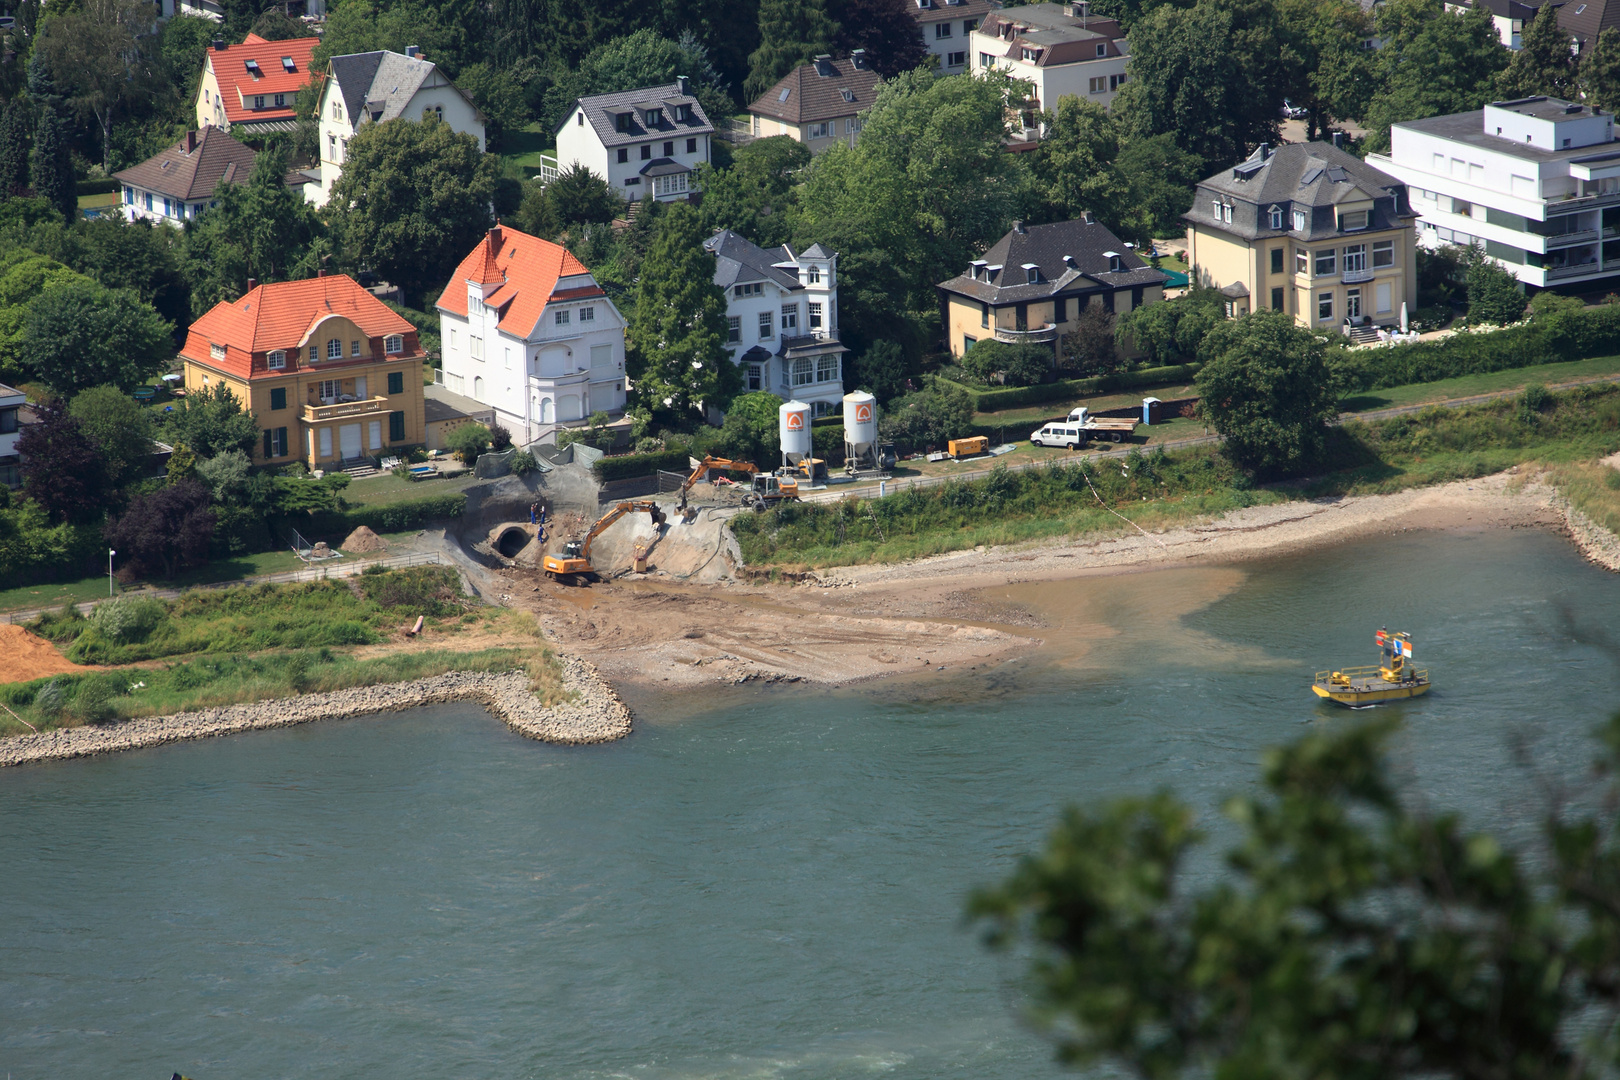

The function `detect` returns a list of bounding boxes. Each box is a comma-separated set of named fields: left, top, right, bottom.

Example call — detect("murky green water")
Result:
left=3, top=529, right=1618, bottom=1079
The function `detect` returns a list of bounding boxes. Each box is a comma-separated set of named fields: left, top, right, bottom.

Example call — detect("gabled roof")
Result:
left=113, top=127, right=258, bottom=202
left=936, top=218, right=1165, bottom=304
left=748, top=55, right=883, bottom=126
left=703, top=229, right=803, bottom=292
left=206, top=35, right=318, bottom=127
left=182, top=274, right=418, bottom=380
left=326, top=50, right=477, bottom=129
left=436, top=225, right=601, bottom=340
left=562, top=81, right=714, bottom=148
left=1562, top=0, right=1620, bottom=43
left=905, top=0, right=999, bottom=25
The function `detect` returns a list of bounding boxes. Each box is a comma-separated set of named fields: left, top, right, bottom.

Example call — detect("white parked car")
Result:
left=1281, top=99, right=1308, bottom=120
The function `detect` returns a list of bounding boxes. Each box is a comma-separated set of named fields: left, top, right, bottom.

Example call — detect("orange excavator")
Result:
left=679, top=456, right=760, bottom=508
left=542, top=500, right=666, bottom=584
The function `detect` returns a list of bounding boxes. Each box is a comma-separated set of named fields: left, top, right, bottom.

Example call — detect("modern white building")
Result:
left=1369, top=96, right=1620, bottom=289
left=306, top=48, right=485, bottom=208
left=704, top=230, right=847, bottom=415
left=970, top=1, right=1130, bottom=131
left=436, top=224, right=628, bottom=443
left=0, top=381, right=25, bottom=489
left=906, top=0, right=999, bottom=73
left=554, top=79, right=714, bottom=203
left=114, top=127, right=258, bottom=226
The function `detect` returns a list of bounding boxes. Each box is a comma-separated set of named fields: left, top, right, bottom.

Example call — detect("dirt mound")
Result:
left=342, top=526, right=388, bottom=553
left=0, top=624, right=90, bottom=684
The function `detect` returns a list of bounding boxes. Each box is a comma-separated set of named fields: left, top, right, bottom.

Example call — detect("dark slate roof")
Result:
left=1184, top=141, right=1414, bottom=242
left=561, top=81, right=714, bottom=147
left=748, top=54, right=882, bottom=126
left=329, top=51, right=384, bottom=125
left=328, top=51, right=458, bottom=127
left=906, top=0, right=998, bottom=26
left=640, top=157, right=691, bottom=177
left=978, top=4, right=1126, bottom=66
left=1561, top=0, right=1620, bottom=43
left=703, top=229, right=804, bottom=292
left=936, top=218, right=1165, bottom=304
left=113, top=127, right=257, bottom=201
left=1465, top=0, right=1550, bottom=17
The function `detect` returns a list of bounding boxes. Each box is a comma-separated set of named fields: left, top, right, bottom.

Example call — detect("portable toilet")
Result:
left=1142, top=397, right=1162, bottom=426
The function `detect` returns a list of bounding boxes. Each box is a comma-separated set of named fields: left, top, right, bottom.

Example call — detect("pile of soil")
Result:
left=342, top=526, right=388, bottom=553
left=0, top=624, right=89, bottom=684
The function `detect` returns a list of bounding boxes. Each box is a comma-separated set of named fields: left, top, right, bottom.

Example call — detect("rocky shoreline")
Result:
left=1552, top=489, right=1620, bottom=573
left=0, top=654, right=631, bottom=769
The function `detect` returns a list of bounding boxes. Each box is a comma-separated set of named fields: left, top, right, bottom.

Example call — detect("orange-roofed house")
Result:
left=437, top=224, right=627, bottom=442
left=194, top=34, right=320, bottom=140
left=179, top=272, right=428, bottom=469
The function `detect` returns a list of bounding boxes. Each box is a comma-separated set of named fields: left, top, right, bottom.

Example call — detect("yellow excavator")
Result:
left=677, top=456, right=785, bottom=509
left=543, top=500, right=667, bottom=584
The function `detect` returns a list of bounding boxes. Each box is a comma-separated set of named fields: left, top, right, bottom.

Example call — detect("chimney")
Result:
left=1332, top=131, right=1344, bottom=149
left=851, top=49, right=868, bottom=70
left=1012, top=219, right=1026, bottom=233
left=1257, top=141, right=1270, bottom=161
left=405, top=45, right=419, bottom=58
left=813, top=54, right=835, bottom=77
left=489, top=224, right=503, bottom=250
left=1080, top=210, right=1094, bottom=225
left=1063, top=255, right=1076, bottom=270
left=212, top=38, right=225, bottom=50
left=676, top=74, right=689, bottom=95
left=246, top=277, right=258, bottom=291
left=317, top=269, right=327, bottom=278
left=185, top=130, right=197, bottom=153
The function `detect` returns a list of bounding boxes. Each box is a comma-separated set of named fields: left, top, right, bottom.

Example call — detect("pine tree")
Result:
left=30, top=102, right=75, bottom=223
left=1582, top=27, right=1620, bottom=114
left=626, top=202, right=740, bottom=419
left=745, top=0, right=837, bottom=101
left=1497, top=3, right=1578, bottom=100
left=0, top=97, right=31, bottom=198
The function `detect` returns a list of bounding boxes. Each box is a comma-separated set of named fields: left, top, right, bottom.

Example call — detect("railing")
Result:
left=994, top=323, right=1057, bottom=344
left=535, top=153, right=558, bottom=185
left=1544, top=262, right=1602, bottom=280
left=1313, top=664, right=1429, bottom=685
left=1543, top=227, right=1600, bottom=247
left=303, top=395, right=390, bottom=422
left=1340, top=267, right=1374, bottom=284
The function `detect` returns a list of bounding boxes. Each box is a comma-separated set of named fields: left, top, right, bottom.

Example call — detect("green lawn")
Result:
left=1337, top=355, right=1620, bottom=413
left=77, top=191, right=119, bottom=215
left=341, top=470, right=482, bottom=507
left=501, top=122, right=556, bottom=177
left=972, top=381, right=1200, bottom=430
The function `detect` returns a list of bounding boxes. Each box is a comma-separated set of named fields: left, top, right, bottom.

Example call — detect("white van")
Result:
left=1031, top=423, right=1083, bottom=449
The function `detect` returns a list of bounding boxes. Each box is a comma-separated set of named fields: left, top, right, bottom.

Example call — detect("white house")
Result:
left=554, top=78, right=714, bottom=203
left=704, top=230, right=847, bottom=415
left=970, top=2, right=1130, bottom=134
left=306, top=47, right=485, bottom=208
left=1444, top=0, right=1550, bottom=49
left=113, top=127, right=258, bottom=226
left=0, top=381, right=25, bottom=489
left=436, top=224, right=628, bottom=443
left=906, top=0, right=999, bottom=73
left=1368, top=96, right=1620, bottom=289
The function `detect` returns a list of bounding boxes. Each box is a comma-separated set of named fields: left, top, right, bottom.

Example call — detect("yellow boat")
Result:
left=1312, top=628, right=1430, bottom=706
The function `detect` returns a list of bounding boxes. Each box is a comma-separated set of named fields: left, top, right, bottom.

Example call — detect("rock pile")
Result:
left=0, top=656, right=632, bottom=768
left=342, top=526, right=388, bottom=553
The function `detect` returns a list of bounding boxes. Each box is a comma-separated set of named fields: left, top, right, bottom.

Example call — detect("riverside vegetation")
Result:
left=731, top=383, right=1620, bottom=568
left=0, top=566, right=566, bottom=735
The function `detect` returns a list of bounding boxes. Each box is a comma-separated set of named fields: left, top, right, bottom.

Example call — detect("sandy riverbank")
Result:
left=0, top=655, right=630, bottom=768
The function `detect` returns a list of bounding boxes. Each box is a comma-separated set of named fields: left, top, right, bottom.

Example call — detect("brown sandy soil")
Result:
left=502, top=471, right=1567, bottom=696
left=0, top=625, right=91, bottom=684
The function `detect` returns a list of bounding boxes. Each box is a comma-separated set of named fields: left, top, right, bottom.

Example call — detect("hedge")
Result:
left=939, top=363, right=1203, bottom=413
left=286, top=493, right=468, bottom=537
left=591, top=448, right=691, bottom=483
left=76, top=177, right=120, bottom=196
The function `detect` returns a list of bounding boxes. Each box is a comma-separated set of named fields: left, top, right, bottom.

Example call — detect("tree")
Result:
left=313, top=0, right=474, bottom=78
left=1462, top=245, right=1526, bottom=326
left=0, top=484, right=86, bottom=584
left=156, top=381, right=260, bottom=460
left=1363, top=0, right=1507, bottom=153
left=970, top=713, right=1620, bottom=1079
left=1115, top=285, right=1223, bottom=364
left=877, top=379, right=973, bottom=452
left=104, top=479, right=215, bottom=578
left=1497, top=2, right=1577, bottom=101
left=1031, top=98, right=1129, bottom=232
left=1113, top=134, right=1203, bottom=244
left=697, top=135, right=812, bottom=248
left=33, top=0, right=159, bottom=172
left=847, top=338, right=909, bottom=403
left=19, top=280, right=173, bottom=395
left=29, top=101, right=74, bottom=224
left=248, top=10, right=307, bottom=40
left=445, top=421, right=492, bottom=466
left=327, top=115, right=497, bottom=306
left=747, top=0, right=838, bottom=101
left=540, top=29, right=734, bottom=137
left=1583, top=28, right=1620, bottom=115
left=1280, top=0, right=1376, bottom=138
left=960, top=339, right=1051, bottom=387
left=717, top=390, right=783, bottom=463
left=195, top=448, right=253, bottom=504
left=1194, top=310, right=1337, bottom=478
left=627, top=202, right=740, bottom=419
left=186, top=143, right=324, bottom=315
left=455, top=62, right=529, bottom=152
left=68, top=385, right=154, bottom=488
left=543, top=163, right=623, bottom=227
left=0, top=96, right=30, bottom=198
left=56, top=217, right=192, bottom=333
left=17, top=403, right=110, bottom=524
left=830, top=0, right=926, bottom=78
left=158, top=15, right=219, bottom=103
left=1062, top=303, right=1120, bottom=376
left=0, top=253, right=85, bottom=383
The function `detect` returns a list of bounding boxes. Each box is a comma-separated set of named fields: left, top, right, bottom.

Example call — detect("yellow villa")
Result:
left=1185, top=140, right=1418, bottom=338
left=179, top=272, right=427, bottom=469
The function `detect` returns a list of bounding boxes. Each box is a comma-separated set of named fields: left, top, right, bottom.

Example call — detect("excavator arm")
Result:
left=580, top=501, right=666, bottom=562
left=678, top=456, right=759, bottom=508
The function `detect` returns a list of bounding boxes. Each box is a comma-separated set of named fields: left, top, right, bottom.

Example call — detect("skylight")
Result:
left=779, top=88, right=791, bottom=102
left=282, top=56, right=296, bottom=72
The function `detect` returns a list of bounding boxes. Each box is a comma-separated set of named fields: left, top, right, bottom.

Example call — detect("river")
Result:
left=3, top=528, right=1619, bottom=1079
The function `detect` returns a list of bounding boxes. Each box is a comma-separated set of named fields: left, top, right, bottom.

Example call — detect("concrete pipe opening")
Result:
left=495, top=526, right=530, bottom=558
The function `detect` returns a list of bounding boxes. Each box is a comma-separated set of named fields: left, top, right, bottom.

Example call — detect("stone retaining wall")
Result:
left=0, top=655, right=631, bottom=768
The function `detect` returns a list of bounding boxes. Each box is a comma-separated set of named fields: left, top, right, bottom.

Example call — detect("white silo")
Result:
left=778, top=399, right=813, bottom=470
left=842, top=391, right=878, bottom=471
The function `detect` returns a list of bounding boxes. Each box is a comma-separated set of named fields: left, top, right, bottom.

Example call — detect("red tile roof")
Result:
left=207, top=35, right=319, bottom=127
left=182, top=273, right=419, bottom=380
left=436, top=225, right=600, bottom=339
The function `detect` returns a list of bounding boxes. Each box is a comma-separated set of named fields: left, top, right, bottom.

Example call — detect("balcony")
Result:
left=302, top=395, right=391, bottom=422
left=1544, top=261, right=1602, bottom=281
left=1341, top=267, right=1375, bottom=284
left=1544, top=228, right=1600, bottom=247
left=993, top=322, right=1058, bottom=344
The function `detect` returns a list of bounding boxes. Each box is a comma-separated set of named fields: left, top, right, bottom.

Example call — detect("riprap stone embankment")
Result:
left=0, top=655, right=630, bottom=768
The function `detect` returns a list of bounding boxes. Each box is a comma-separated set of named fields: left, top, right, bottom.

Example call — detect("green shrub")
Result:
left=1522, top=382, right=1552, bottom=412
left=33, top=679, right=65, bottom=718
left=943, top=363, right=1201, bottom=413
left=91, top=596, right=168, bottom=643
left=356, top=565, right=464, bottom=616
left=592, top=449, right=690, bottom=482
left=509, top=448, right=538, bottom=475
left=294, top=493, right=467, bottom=535
left=30, top=600, right=87, bottom=643
left=70, top=675, right=118, bottom=724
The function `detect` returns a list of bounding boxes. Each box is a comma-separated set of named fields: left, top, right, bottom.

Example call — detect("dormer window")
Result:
left=1096, top=43, right=1106, bottom=56
left=674, top=103, right=689, bottom=121
left=1104, top=250, right=1122, bottom=272
left=1021, top=47, right=1038, bottom=61
left=1339, top=209, right=1369, bottom=231
left=253, top=95, right=265, bottom=110
left=1022, top=262, right=1041, bottom=284
left=1293, top=208, right=1307, bottom=231
left=1268, top=204, right=1283, bottom=230
left=469, top=292, right=483, bottom=315
left=614, top=111, right=632, bottom=132
left=385, top=335, right=403, bottom=354
left=210, top=343, right=226, bottom=361
left=267, top=349, right=286, bottom=370
left=645, top=108, right=662, bottom=126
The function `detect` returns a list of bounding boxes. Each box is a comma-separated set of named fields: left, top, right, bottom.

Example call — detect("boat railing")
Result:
left=1314, top=665, right=1429, bottom=683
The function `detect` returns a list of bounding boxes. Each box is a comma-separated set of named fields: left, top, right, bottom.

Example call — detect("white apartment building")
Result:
left=1369, top=96, right=1620, bottom=289
left=306, top=48, right=485, bottom=208
left=554, top=79, right=714, bottom=203
left=970, top=1, right=1129, bottom=129
left=436, top=225, right=628, bottom=443
left=906, top=0, right=998, bottom=73
left=0, top=381, right=25, bottom=488
left=704, top=230, right=847, bottom=415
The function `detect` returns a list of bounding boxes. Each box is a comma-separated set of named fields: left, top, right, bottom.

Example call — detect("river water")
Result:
left=3, top=529, right=1620, bottom=1080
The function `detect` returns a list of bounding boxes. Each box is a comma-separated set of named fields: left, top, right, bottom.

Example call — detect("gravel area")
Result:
left=0, top=656, right=631, bottom=768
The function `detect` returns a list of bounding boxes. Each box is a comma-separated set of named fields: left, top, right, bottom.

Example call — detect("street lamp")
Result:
left=108, top=549, right=116, bottom=597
